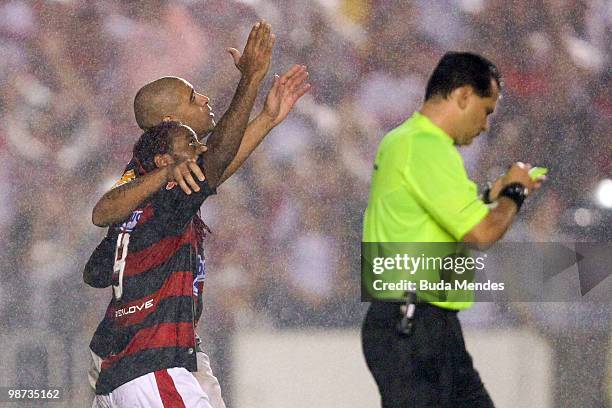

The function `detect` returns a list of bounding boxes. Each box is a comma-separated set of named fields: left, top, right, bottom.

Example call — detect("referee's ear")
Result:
left=453, top=86, right=472, bottom=110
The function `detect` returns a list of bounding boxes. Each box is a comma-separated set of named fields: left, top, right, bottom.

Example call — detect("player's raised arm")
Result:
left=202, top=21, right=275, bottom=189
left=218, top=64, right=311, bottom=184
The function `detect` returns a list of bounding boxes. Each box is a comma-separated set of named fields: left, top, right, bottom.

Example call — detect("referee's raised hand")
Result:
left=503, top=162, right=544, bottom=193
left=489, top=162, right=546, bottom=200
left=226, top=21, right=275, bottom=83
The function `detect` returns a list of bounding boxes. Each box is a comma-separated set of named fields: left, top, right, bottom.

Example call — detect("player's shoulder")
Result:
left=110, top=158, right=142, bottom=190
left=111, top=169, right=137, bottom=190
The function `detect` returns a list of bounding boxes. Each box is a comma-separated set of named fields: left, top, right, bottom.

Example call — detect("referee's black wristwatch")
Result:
left=499, top=182, right=528, bottom=211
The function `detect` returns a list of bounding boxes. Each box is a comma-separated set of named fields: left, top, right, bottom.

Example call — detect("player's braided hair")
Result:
left=132, top=120, right=183, bottom=173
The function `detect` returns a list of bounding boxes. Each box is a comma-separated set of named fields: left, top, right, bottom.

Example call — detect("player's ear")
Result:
left=154, top=153, right=173, bottom=168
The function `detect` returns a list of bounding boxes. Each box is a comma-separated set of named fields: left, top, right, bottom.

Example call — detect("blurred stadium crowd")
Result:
left=0, top=0, right=610, bottom=406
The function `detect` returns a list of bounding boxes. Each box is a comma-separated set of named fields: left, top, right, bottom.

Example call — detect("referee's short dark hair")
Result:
left=425, top=52, right=502, bottom=101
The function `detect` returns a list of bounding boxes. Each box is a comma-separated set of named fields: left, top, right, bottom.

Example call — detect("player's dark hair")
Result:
left=133, top=120, right=182, bottom=173
left=425, top=52, right=502, bottom=101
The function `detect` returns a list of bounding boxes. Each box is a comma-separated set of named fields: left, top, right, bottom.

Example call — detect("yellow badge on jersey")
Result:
left=112, top=170, right=136, bottom=189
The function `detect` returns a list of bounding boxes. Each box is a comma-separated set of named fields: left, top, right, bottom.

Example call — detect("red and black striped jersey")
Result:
left=89, top=174, right=215, bottom=395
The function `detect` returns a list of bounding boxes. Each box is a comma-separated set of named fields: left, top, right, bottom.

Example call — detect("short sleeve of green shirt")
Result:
left=404, top=133, right=489, bottom=241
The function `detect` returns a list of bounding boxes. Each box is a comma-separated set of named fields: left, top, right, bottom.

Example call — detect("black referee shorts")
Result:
left=361, top=302, right=494, bottom=408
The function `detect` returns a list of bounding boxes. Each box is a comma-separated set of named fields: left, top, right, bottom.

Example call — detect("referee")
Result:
left=361, top=52, right=544, bottom=407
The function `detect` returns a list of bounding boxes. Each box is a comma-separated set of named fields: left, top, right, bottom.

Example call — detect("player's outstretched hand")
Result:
left=261, top=64, right=311, bottom=127
left=168, top=147, right=207, bottom=195
left=226, top=21, right=275, bottom=83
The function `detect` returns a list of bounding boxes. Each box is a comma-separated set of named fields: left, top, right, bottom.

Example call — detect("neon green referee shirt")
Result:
left=362, top=112, right=490, bottom=310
